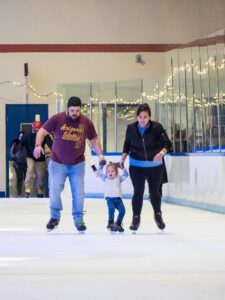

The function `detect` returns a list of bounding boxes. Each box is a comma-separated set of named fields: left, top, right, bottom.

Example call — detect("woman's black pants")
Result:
left=14, top=163, right=27, bottom=196
left=129, top=165, right=163, bottom=216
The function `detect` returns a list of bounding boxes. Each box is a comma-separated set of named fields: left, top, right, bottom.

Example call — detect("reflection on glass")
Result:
left=57, top=29, right=225, bottom=153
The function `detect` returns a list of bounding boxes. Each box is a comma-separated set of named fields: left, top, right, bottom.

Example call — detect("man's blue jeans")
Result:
left=48, top=160, right=85, bottom=223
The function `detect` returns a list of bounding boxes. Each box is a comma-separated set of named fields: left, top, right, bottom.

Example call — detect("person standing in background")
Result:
left=21, top=121, right=52, bottom=198
left=10, top=131, right=27, bottom=197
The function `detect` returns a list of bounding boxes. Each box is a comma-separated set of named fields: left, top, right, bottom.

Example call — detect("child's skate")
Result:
left=111, top=220, right=124, bottom=234
left=115, top=220, right=124, bottom=233
left=107, top=220, right=114, bottom=231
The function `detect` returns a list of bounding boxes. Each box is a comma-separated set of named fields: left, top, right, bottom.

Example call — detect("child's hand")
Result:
left=116, top=162, right=124, bottom=169
left=99, top=159, right=106, bottom=168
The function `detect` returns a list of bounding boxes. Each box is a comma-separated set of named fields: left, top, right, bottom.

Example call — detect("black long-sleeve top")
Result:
left=123, top=121, right=172, bottom=161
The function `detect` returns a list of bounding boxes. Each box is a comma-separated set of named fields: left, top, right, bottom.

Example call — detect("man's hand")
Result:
left=33, top=146, right=45, bottom=159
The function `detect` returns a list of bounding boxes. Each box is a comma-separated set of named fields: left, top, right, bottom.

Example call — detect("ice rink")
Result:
left=0, top=198, right=225, bottom=300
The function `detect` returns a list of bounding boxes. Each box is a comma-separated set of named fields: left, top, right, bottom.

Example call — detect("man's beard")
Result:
left=67, top=112, right=80, bottom=121
left=68, top=115, right=78, bottom=121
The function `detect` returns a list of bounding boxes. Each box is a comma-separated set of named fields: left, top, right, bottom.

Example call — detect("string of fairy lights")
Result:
left=84, top=56, right=225, bottom=112
left=0, top=80, right=63, bottom=99
left=0, top=56, right=225, bottom=111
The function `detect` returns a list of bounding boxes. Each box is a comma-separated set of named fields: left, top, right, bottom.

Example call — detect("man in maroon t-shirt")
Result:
left=33, top=96, right=105, bottom=232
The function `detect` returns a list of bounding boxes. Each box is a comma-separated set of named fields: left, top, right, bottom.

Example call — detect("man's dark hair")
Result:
left=136, top=103, right=151, bottom=117
left=67, top=96, right=82, bottom=108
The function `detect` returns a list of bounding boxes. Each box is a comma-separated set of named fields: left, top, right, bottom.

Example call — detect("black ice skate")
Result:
left=154, top=212, right=166, bottom=230
left=129, top=215, right=140, bottom=233
left=114, top=220, right=124, bottom=233
left=107, top=220, right=114, bottom=231
left=75, top=221, right=87, bottom=233
left=46, top=218, right=60, bottom=231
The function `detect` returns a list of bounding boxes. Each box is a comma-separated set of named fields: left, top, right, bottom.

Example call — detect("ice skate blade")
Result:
left=46, top=225, right=58, bottom=232
left=110, top=231, right=124, bottom=234
left=132, top=230, right=137, bottom=234
left=78, top=231, right=86, bottom=234
left=157, top=225, right=166, bottom=231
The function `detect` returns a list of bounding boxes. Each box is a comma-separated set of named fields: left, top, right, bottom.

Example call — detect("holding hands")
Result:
left=98, top=155, right=107, bottom=169
left=116, top=162, right=124, bottom=169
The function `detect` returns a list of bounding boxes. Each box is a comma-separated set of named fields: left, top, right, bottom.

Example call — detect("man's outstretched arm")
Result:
left=33, top=128, right=49, bottom=159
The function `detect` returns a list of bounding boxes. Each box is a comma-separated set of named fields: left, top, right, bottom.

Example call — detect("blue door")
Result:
left=5, top=104, right=49, bottom=197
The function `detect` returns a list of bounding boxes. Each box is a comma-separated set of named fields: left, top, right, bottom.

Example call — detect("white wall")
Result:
left=75, top=154, right=225, bottom=213
left=163, top=154, right=225, bottom=212
left=1, top=0, right=225, bottom=44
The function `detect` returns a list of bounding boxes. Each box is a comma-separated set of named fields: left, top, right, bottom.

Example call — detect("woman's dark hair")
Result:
left=18, top=131, right=25, bottom=137
left=136, top=103, right=151, bottom=117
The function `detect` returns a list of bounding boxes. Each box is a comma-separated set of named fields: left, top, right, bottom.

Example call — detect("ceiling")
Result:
left=0, top=0, right=225, bottom=45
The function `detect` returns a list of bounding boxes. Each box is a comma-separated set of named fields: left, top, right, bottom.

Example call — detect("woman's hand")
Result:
left=120, top=153, right=127, bottom=168
left=153, top=151, right=165, bottom=161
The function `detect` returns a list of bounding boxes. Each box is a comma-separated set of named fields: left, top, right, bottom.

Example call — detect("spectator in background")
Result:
left=21, top=121, right=52, bottom=198
left=10, top=131, right=27, bottom=197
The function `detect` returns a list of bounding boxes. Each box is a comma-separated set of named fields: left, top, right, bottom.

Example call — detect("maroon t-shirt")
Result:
left=42, top=112, right=97, bottom=165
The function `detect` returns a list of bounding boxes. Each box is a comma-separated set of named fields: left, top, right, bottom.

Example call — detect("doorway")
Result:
left=6, top=104, right=48, bottom=197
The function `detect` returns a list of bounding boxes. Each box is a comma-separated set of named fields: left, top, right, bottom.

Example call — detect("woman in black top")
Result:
left=10, top=131, right=27, bottom=197
left=120, top=103, right=172, bottom=232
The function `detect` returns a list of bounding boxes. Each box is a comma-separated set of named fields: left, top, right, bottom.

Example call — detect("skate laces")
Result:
left=49, top=218, right=59, bottom=225
left=77, top=221, right=85, bottom=226
left=81, top=221, right=85, bottom=225
left=155, top=213, right=163, bottom=223
left=154, top=213, right=165, bottom=229
left=132, top=215, right=140, bottom=225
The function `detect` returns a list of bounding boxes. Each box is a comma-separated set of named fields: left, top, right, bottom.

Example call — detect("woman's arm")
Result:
left=120, top=125, right=130, bottom=166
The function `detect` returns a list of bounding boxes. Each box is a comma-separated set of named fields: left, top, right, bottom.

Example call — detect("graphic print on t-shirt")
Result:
left=60, top=123, right=85, bottom=148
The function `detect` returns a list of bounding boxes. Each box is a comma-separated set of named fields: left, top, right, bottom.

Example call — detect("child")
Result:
left=98, top=162, right=128, bottom=232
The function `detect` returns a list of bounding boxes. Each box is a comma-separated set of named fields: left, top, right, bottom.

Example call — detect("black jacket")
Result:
left=123, top=121, right=172, bottom=161
left=10, top=139, right=27, bottom=168
left=21, top=132, right=53, bottom=162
